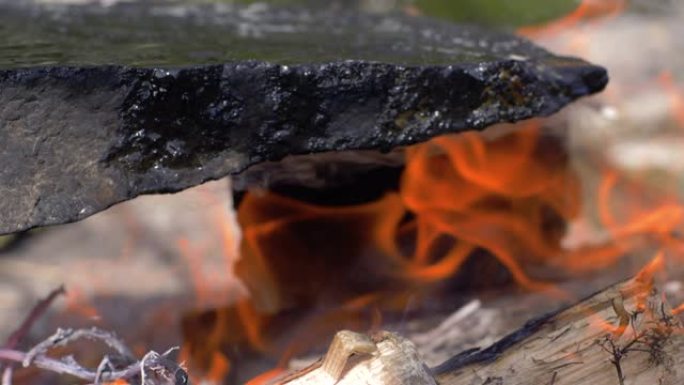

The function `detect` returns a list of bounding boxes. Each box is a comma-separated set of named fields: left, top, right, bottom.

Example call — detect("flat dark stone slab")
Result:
left=0, top=1, right=607, bottom=235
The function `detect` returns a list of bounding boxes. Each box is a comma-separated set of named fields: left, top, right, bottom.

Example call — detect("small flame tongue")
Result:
left=518, top=0, right=626, bottom=38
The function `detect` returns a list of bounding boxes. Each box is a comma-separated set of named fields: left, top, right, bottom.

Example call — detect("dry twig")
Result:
left=0, top=287, right=188, bottom=385
left=0, top=286, right=66, bottom=385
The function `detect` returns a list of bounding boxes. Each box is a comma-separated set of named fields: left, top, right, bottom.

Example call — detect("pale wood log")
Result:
left=434, top=276, right=684, bottom=385
left=270, top=330, right=436, bottom=385
left=272, top=275, right=684, bottom=385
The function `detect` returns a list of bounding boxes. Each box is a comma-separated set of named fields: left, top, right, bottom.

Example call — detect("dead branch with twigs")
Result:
left=596, top=301, right=678, bottom=385
left=0, top=286, right=188, bottom=385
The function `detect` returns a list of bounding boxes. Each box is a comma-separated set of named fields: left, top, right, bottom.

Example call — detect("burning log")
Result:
left=273, top=272, right=684, bottom=385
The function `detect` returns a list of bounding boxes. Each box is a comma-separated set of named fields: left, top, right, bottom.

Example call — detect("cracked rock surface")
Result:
left=0, top=1, right=608, bottom=234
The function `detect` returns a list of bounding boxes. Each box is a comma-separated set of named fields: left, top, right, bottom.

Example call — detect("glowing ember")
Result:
left=244, top=368, right=285, bottom=385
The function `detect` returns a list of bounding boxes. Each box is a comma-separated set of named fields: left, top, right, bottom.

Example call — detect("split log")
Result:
left=272, top=275, right=684, bottom=385
left=434, top=276, right=684, bottom=385
left=271, top=330, right=436, bottom=385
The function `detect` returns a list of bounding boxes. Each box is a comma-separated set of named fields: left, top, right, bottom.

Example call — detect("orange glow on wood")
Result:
left=104, top=380, right=130, bottom=385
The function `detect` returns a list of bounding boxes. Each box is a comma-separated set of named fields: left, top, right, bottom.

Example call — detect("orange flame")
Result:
left=398, top=121, right=578, bottom=292
left=245, top=368, right=286, bottom=385
left=217, top=120, right=584, bottom=385
left=236, top=192, right=407, bottom=312
left=518, top=0, right=626, bottom=38
left=236, top=120, right=582, bottom=311
left=63, top=287, right=101, bottom=321
left=634, top=250, right=666, bottom=286
left=205, top=351, right=231, bottom=384
left=673, top=303, right=684, bottom=315
left=658, top=71, right=684, bottom=129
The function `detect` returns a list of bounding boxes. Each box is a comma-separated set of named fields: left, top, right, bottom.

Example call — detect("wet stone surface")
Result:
left=0, top=1, right=608, bottom=234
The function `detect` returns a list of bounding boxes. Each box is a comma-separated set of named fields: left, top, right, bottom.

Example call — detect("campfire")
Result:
left=2, top=1, right=684, bottom=384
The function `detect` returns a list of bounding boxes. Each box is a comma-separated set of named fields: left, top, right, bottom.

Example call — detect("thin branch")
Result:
left=0, top=347, right=141, bottom=382
left=0, top=286, right=66, bottom=385
left=0, top=345, right=186, bottom=384
left=3, top=286, right=66, bottom=350
left=23, top=327, right=134, bottom=366
left=0, top=287, right=187, bottom=385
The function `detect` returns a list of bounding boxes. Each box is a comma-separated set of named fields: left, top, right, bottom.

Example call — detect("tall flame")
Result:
left=397, top=121, right=578, bottom=292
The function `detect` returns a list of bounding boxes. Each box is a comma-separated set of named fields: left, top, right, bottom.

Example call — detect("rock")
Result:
left=0, top=1, right=607, bottom=235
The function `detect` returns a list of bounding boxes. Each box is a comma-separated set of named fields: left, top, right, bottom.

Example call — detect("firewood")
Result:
left=270, top=330, right=436, bottom=385
left=273, top=275, right=684, bottom=385
left=434, top=275, right=684, bottom=385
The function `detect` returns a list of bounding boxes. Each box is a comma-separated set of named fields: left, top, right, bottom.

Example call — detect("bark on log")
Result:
left=272, top=276, right=684, bottom=385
